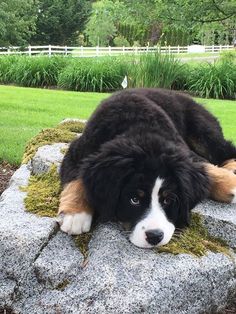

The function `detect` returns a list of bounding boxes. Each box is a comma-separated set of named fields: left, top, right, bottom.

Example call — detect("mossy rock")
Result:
left=23, top=165, right=61, bottom=217
left=23, top=165, right=92, bottom=257
left=156, top=213, right=230, bottom=257
left=22, top=121, right=86, bottom=164
left=57, top=120, right=86, bottom=133
left=22, top=128, right=76, bottom=164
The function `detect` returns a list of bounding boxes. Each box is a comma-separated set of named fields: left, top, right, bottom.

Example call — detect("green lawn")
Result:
left=0, top=85, right=235, bottom=165
left=0, top=85, right=108, bottom=165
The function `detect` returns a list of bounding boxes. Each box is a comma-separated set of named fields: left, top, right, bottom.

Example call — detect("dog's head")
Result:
left=81, top=136, right=209, bottom=248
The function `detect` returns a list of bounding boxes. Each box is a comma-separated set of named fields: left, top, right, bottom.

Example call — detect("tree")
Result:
left=32, top=0, right=92, bottom=45
left=85, top=0, right=124, bottom=46
left=154, top=0, right=236, bottom=44
left=0, top=0, right=37, bottom=46
left=155, top=0, right=236, bottom=26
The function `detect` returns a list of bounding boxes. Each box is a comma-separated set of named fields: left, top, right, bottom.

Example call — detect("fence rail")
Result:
left=0, top=44, right=234, bottom=57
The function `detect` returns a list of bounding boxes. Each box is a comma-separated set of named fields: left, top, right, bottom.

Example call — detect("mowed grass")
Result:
left=197, top=97, right=236, bottom=141
left=0, top=85, right=235, bottom=165
left=0, top=85, right=108, bottom=164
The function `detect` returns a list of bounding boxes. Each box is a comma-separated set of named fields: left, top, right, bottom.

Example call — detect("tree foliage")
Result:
left=0, top=0, right=235, bottom=46
left=0, top=0, right=37, bottom=46
left=155, top=0, right=236, bottom=26
left=32, top=0, right=92, bottom=45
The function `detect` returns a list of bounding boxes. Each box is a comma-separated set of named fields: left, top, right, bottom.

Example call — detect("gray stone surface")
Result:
left=31, top=143, right=68, bottom=174
left=18, top=224, right=236, bottom=314
left=0, top=278, right=16, bottom=308
left=34, top=232, right=84, bottom=289
left=0, top=143, right=236, bottom=313
left=60, top=118, right=87, bottom=124
left=194, top=200, right=236, bottom=248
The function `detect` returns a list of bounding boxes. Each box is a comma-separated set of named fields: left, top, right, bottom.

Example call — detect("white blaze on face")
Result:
left=129, top=177, right=175, bottom=248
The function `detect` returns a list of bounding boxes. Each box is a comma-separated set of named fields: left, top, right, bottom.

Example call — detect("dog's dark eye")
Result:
left=163, top=198, right=171, bottom=205
left=130, top=197, right=140, bottom=206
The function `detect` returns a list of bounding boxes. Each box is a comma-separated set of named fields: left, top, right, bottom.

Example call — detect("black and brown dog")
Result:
left=58, top=88, right=236, bottom=248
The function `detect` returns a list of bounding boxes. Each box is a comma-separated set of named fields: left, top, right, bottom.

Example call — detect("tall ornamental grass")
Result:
left=58, top=57, right=127, bottom=92
left=0, top=55, right=69, bottom=87
left=0, top=52, right=235, bottom=98
left=128, top=53, right=188, bottom=90
left=0, top=56, right=19, bottom=83
left=188, top=60, right=236, bottom=99
left=11, top=56, right=68, bottom=87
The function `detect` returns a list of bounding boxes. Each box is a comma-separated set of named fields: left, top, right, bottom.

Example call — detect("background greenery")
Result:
left=0, top=85, right=235, bottom=165
left=0, top=0, right=235, bottom=47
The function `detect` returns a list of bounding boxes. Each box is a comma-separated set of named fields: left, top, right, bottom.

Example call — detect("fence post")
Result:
left=48, top=45, right=52, bottom=57
left=65, top=46, right=68, bottom=56
left=7, top=48, right=10, bottom=55
left=168, top=45, right=171, bottom=54
left=28, top=45, right=31, bottom=56
left=135, top=46, right=138, bottom=55
left=80, top=46, right=84, bottom=57
left=109, top=46, right=111, bottom=56
left=177, top=45, right=180, bottom=54
left=146, top=45, right=149, bottom=54
left=96, top=46, right=99, bottom=57
left=123, top=46, right=125, bottom=55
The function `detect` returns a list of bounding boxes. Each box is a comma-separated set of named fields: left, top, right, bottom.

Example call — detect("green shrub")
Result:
left=0, top=56, right=18, bottom=83
left=9, top=56, right=68, bottom=87
left=58, top=57, right=127, bottom=92
left=219, top=50, right=236, bottom=63
left=113, top=36, right=130, bottom=47
left=128, top=53, right=188, bottom=90
left=188, top=60, right=236, bottom=99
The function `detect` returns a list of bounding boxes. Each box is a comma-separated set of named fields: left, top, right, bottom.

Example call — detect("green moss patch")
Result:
left=74, top=232, right=92, bottom=258
left=23, top=165, right=61, bottom=217
left=156, top=213, right=230, bottom=257
left=23, top=164, right=92, bottom=257
left=21, top=121, right=86, bottom=164
left=57, top=120, right=86, bottom=133
left=22, top=128, right=76, bottom=164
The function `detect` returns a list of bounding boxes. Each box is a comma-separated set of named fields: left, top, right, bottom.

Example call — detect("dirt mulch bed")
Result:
left=0, top=162, right=17, bottom=195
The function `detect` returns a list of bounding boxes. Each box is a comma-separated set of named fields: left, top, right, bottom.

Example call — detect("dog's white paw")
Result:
left=59, top=212, right=92, bottom=235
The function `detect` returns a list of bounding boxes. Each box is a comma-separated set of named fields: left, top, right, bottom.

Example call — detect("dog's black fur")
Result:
left=60, top=88, right=236, bottom=231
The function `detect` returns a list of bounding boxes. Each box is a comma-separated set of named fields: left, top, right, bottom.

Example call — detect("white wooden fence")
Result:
left=0, top=44, right=234, bottom=57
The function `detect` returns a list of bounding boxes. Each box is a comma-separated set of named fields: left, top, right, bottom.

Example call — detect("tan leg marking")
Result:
left=58, top=179, right=93, bottom=235
left=204, top=163, right=236, bottom=203
left=58, top=179, right=92, bottom=215
left=221, top=159, right=236, bottom=174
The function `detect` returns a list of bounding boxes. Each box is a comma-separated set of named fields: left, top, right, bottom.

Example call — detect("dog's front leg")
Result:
left=204, top=163, right=236, bottom=203
left=221, top=159, right=236, bottom=174
left=58, top=179, right=93, bottom=235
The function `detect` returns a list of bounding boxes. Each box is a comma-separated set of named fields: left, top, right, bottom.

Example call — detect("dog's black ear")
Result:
left=161, top=151, right=210, bottom=227
left=81, top=138, right=145, bottom=221
left=176, top=159, right=210, bottom=228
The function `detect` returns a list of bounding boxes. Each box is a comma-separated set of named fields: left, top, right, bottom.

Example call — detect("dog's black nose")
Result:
left=145, top=229, right=164, bottom=245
